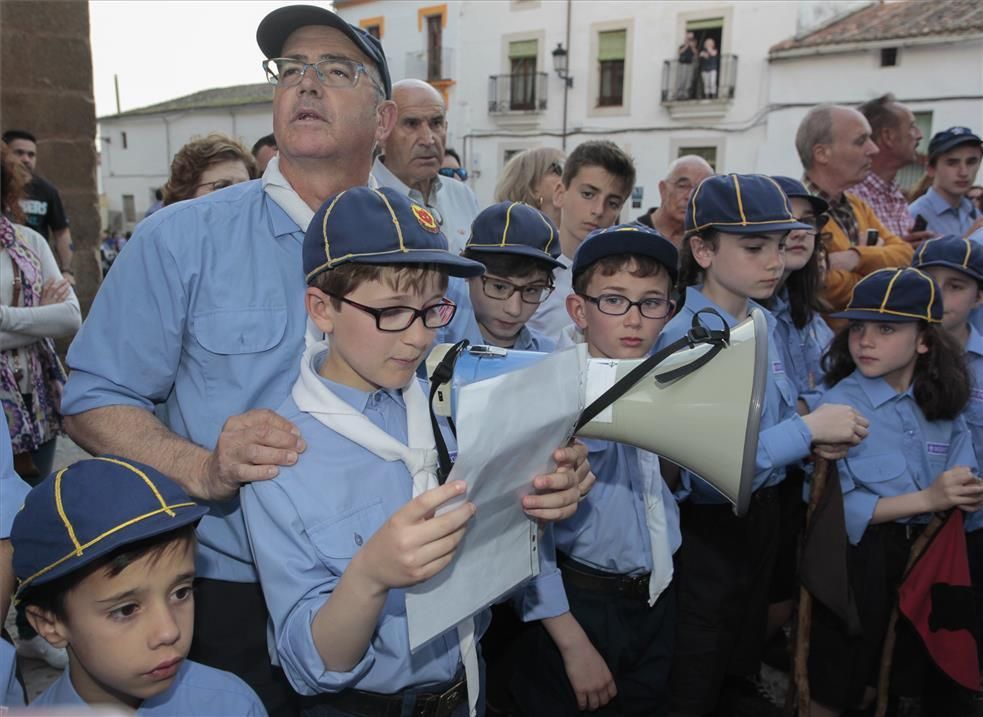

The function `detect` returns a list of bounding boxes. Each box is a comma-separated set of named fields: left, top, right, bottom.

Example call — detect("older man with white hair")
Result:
left=648, top=155, right=714, bottom=249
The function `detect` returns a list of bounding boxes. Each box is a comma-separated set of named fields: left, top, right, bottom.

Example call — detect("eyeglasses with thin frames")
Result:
left=263, top=56, right=382, bottom=93
left=480, top=276, right=555, bottom=305
left=326, top=292, right=457, bottom=332
left=579, top=293, right=674, bottom=319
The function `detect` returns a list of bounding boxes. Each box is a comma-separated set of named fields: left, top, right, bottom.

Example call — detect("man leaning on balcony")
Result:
left=796, top=104, right=914, bottom=320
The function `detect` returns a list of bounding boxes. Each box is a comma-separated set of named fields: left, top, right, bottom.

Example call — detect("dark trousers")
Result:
left=189, top=578, right=299, bottom=717
left=510, top=572, right=676, bottom=716
left=669, top=488, right=781, bottom=715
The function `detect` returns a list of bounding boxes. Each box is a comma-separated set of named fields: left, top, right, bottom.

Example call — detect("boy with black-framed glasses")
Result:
left=443, top=201, right=565, bottom=352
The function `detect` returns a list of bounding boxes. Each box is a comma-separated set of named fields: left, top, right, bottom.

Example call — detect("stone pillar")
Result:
left=1, top=0, right=100, bottom=314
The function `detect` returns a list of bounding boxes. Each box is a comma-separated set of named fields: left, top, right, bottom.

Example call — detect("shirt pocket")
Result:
left=844, top=452, right=910, bottom=494
left=189, top=306, right=288, bottom=403
left=308, top=500, right=387, bottom=574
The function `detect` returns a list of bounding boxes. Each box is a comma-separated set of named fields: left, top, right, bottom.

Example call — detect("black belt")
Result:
left=880, top=521, right=928, bottom=543
left=558, top=553, right=650, bottom=601
left=300, top=678, right=467, bottom=717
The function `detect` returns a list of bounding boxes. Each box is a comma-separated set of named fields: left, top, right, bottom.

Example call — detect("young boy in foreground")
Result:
left=241, top=186, right=589, bottom=716
left=511, top=223, right=682, bottom=716
left=13, top=456, right=266, bottom=715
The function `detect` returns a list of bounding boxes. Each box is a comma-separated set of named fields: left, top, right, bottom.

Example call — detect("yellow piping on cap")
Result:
left=53, top=468, right=82, bottom=556
left=731, top=174, right=748, bottom=226
left=500, top=203, right=516, bottom=247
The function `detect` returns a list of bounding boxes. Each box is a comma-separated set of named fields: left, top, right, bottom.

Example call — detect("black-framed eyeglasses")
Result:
left=579, top=293, right=674, bottom=319
left=439, top=167, right=468, bottom=181
left=194, top=178, right=246, bottom=193
left=480, top=276, right=554, bottom=305
left=263, top=56, right=382, bottom=93
left=327, top=292, right=457, bottom=332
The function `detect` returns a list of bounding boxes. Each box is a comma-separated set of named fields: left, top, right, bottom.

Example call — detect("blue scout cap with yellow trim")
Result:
left=927, top=127, right=982, bottom=161
left=465, top=201, right=564, bottom=270
left=686, top=173, right=811, bottom=235
left=303, top=187, right=485, bottom=283
left=11, top=457, right=207, bottom=598
left=771, top=176, right=829, bottom=217
left=911, top=235, right=983, bottom=283
left=571, top=223, right=679, bottom=284
left=832, top=267, right=942, bottom=324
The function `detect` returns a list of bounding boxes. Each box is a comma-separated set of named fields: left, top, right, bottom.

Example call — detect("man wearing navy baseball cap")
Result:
left=13, top=457, right=265, bottom=714
left=240, top=186, right=577, bottom=716
left=909, top=127, right=983, bottom=239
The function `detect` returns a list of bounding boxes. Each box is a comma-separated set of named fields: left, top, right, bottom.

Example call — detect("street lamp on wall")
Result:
left=551, top=43, right=574, bottom=88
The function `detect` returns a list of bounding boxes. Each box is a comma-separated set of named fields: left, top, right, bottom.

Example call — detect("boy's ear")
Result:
left=305, top=286, right=336, bottom=335
left=566, top=292, right=589, bottom=331
left=690, top=234, right=715, bottom=270
left=24, top=604, right=70, bottom=649
left=552, top=177, right=566, bottom=212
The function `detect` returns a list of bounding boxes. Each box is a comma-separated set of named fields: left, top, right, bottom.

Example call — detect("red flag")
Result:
left=898, top=510, right=980, bottom=692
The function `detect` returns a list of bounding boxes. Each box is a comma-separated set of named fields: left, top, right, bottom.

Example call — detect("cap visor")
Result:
left=349, top=251, right=486, bottom=278
left=257, top=5, right=358, bottom=58
left=713, top=219, right=813, bottom=235
left=464, top=244, right=565, bottom=269
left=830, top=308, right=924, bottom=323
left=911, top=259, right=983, bottom=283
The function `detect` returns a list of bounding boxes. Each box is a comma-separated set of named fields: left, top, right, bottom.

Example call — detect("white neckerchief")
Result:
left=262, top=155, right=316, bottom=231
left=558, top=331, right=675, bottom=604
left=292, top=342, right=479, bottom=715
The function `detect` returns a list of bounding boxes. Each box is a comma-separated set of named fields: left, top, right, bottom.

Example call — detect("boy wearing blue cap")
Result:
left=658, top=174, right=870, bottom=716
left=12, top=457, right=265, bottom=715
left=447, top=201, right=564, bottom=352
left=511, top=224, right=681, bottom=716
left=241, top=186, right=578, bottom=717
left=909, top=127, right=982, bottom=238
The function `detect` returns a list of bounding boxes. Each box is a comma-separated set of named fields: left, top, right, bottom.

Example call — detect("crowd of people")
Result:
left=1, top=5, right=983, bottom=717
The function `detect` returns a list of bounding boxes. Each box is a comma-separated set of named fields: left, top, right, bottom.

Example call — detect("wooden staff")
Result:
left=790, top=456, right=829, bottom=716
left=873, top=512, right=946, bottom=717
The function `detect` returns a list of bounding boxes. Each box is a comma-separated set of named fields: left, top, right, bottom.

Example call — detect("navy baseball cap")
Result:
left=771, top=176, right=829, bottom=217
left=571, top=223, right=679, bottom=284
left=12, top=457, right=207, bottom=598
left=832, top=267, right=942, bottom=324
left=686, top=173, right=811, bottom=235
left=304, top=187, right=484, bottom=283
left=927, top=127, right=982, bottom=161
left=911, top=235, right=983, bottom=283
left=465, top=202, right=565, bottom=270
left=256, top=5, right=392, bottom=98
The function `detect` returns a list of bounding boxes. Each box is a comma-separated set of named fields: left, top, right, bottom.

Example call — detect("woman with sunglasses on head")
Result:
left=494, top=146, right=566, bottom=229
left=163, top=133, right=256, bottom=206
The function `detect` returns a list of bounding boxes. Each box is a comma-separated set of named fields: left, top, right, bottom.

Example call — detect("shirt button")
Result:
left=354, top=533, right=363, bottom=546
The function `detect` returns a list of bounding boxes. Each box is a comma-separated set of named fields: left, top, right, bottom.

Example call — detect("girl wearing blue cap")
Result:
left=809, top=267, right=983, bottom=717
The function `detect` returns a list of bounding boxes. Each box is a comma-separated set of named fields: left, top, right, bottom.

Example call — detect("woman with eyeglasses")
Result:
left=494, top=147, right=566, bottom=229
left=163, top=133, right=256, bottom=206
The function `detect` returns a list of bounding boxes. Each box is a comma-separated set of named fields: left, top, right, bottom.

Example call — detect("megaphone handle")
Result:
left=428, top=339, right=471, bottom=484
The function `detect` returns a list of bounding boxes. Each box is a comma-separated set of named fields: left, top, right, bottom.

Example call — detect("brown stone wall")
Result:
left=1, top=0, right=100, bottom=315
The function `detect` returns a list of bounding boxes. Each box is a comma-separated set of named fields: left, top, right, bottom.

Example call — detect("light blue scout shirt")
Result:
left=241, top=353, right=568, bottom=696
left=771, top=288, right=835, bottom=411
left=0, top=639, right=24, bottom=709
left=60, top=181, right=309, bottom=583
left=654, top=286, right=813, bottom=503
left=822, top=371, right=978, bottom=546
left=29, top=659, right=266, bottom=715
left=439, top=278, right=556, bottom=353
left=909, top=186, right=980, bottom=238
left=1, top=411, right=31, bottom=540
left=554, top=439, right=681, bottom=575
left=961, top=324, right=983, bottom=532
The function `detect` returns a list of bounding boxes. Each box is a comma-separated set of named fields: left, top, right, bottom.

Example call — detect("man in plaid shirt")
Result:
left=851, top=94, right=935, bottom=244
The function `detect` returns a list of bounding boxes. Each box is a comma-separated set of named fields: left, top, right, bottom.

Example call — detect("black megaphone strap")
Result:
left=427, top=339, right=470, bottom=484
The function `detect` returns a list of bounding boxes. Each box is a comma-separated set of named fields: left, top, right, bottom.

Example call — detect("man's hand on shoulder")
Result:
left=203, top=409, right=306, bottom=500
left=522, top=440, right=595, bottom=523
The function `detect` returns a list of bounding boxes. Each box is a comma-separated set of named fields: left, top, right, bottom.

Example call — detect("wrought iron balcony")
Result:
left=661, top=53, right=738, bottom=103
left=488, top=72, right=548, bottom=114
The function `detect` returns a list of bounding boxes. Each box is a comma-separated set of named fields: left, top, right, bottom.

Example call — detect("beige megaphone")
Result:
left=427, top=309, right=767, bottom=516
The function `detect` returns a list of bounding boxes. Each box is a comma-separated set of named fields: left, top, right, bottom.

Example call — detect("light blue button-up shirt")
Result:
left=61, top=181, right=309, bottom=582
left=241, top=355, right=567, bottom=696
left=0, top=411, right=30, bottom=540
left=771, top=288, right=835, bottom=411
left=655, top=287, right=813, bottom=503
left=0, top=640, right=23, bottom=709
left=555, top=439, right=680, bottom=575
left=822, top=371, right=978, bottom=545
left=962, top=324, right=983, bottom=532
left=909, top=186, right=980, bottom=238
left=29, top=660, right=266, bottom=715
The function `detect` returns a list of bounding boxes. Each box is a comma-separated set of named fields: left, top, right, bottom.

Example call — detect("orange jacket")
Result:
left=822, top=192, right=914, bottom=313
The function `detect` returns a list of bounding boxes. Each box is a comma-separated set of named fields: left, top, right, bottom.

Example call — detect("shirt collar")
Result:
left=853, top=371, right=911, bottom=408
left=924, top=186, right=970, bottom=216
left=802, top=175, right=843, bottom=206
left=682, top=286, right=774, bottom=332
left=859, top=171, right=901, bottom=196
left=967, top=324, right=983, bottom=358
left=265, top=190, right=305, bottom=239
left=372, top=157, right=441, bottom=205
left=311, top=348, right=405, bottom=412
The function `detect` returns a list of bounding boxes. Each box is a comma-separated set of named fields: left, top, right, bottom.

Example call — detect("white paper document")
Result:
left=405, top=345, right=587, bottom=651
